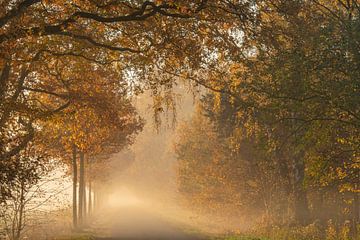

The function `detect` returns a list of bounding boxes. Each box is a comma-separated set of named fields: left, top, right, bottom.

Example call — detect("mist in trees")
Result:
left=0, top=0, right=359, bottom=239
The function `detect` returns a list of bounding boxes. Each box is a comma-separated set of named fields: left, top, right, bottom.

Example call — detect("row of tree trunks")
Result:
left=72, top=146, right=97, bottom=230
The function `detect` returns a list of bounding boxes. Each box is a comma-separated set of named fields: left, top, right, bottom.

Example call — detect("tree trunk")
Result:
left=293, top=156, right=309, bottom=225
left=83, top=157, right=87, bottom=221
left=82, top=153, right=87, bottom=222
left=93, top=184, right=98, bottom=212
left=15, top=182, right=25, bottom=240
left=352, top=191, right=359, bottom=236
left=354, top=189, right=360, bottom=223
left=313, top=189, right=325, bottom=223
left=88, top=179, right=92, bottom=216
left=87, top=158, right=92, bottom=216
left=78, top=151, right=85, bottom=225
left=275, top=146, right=292, bottom=222
left=72, top=144, right=78, bottom=229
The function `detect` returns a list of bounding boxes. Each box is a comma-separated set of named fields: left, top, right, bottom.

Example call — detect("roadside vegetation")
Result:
left=0, top=0, right=359, bottom=239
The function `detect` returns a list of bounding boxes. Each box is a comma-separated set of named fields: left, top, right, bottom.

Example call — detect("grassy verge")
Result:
left=216, top=223, right=360, bottom=240
left=52, top=233, right=93, bottom=240
left=218, top=236, right=268, bottom=240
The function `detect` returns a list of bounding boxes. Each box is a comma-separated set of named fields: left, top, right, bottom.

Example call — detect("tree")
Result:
left=1, top=0, right=359, bottom=236
left=0, top=143, right=55, bottom=240
left=38, top=63, right=143, bottom=227
left=173, top=1, right=359, bottom=232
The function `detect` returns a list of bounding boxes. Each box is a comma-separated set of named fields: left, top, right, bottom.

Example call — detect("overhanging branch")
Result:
left=0, top=0, right=41, bottom=28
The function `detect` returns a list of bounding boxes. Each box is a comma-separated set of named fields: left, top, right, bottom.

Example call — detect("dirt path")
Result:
left=91, top=205, right=206, bottom=240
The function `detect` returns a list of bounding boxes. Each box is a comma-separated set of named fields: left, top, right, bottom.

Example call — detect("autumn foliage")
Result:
left=0, top=0, right=359, bottom=239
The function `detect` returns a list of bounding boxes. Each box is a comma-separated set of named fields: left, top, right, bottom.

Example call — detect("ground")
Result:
left=87, top=205, right=207, bottom=240
left=61, top=200, right=264, bottom=240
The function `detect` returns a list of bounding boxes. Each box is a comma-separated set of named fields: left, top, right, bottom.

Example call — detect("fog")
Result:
left=85, top=88, right=210, bottom=239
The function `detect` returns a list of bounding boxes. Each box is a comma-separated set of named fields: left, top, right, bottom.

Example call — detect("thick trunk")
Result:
left=78, top=151, right=85, bottom=225
left=72, top=145, right=78, bottom=229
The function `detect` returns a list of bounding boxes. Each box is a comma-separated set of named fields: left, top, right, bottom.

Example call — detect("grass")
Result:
left=217, top=222, right=360, bottom=240
left=52, top=233, right=93, bottom=240
left=224, top=237, right=267, bottom=240
left=216, top=235, right=269, bottom=240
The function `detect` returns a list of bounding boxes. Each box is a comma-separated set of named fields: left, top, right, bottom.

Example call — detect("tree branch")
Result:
left=0, top=0, right=41, bottom=28
left=38, top=49, right=116, bottom=65
left=0, top=121, right=34, bottom=161
left=0, top=1, right=196, bottom=44
left=22, top=86, right=69, bottom=99
left=54, top=32, right=141, bottom=53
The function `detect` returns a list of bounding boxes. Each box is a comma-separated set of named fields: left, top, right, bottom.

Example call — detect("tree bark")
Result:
left=72, top=145, right=78, bottom=229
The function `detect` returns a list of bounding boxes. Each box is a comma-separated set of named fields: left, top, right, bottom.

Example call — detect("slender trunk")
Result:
left=95, top=186, right=101, bottom=210
left=0, top=62, right=10, bottom=106
left=93, top=184, right=98, bottom=212
left=78, top=151, right=85, bottom=225
left=87, top=158, right=92, bottom=216
left=353, top=190, right=359, bottom=236
left=354, top=184, right=360, bottom=223
left=11, top=199, right=16, bottom=240
left=356, top=193, right=360, bottom=223
left=82, top=155, right=87, bottom=221
left=72, top=145, right=78, bottom=229
left=15, top=182, right=25, bottom=240
left=275, top=147, right=292, bottom=222
left=313, top=189, right=325, bottom=223
left=88, top=179, right=92, bottom=216
left=293, top=156, right=309, bottom=225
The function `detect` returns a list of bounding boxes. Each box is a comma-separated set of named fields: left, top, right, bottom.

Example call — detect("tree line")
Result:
left=0, top=0, right=359, bottom=239
left=174, top=0, right=360, bottom=239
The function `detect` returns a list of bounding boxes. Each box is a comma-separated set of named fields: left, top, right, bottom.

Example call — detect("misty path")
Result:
left=90, top=205, right=205, bottom=240
left=86, top=188, right=206, bottom=240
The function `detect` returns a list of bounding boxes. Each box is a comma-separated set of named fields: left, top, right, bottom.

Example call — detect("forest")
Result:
left=0, top=0, right=359, bottom=240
